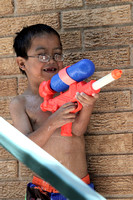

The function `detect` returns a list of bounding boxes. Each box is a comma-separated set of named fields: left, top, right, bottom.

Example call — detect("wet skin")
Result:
left=10, top=33, right=98, bottom=178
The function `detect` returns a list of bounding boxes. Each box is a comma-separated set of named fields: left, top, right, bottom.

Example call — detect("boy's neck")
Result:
left=26, top=81, right=40, bottom=96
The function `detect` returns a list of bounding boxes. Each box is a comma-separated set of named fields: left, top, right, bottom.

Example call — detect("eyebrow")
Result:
left=35, top=46, right=62, bottom=51
left=35, top=47, right=46, bottom=51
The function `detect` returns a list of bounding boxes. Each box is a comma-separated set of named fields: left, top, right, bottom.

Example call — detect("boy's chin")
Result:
left=41, top=71, right=57, bottom=81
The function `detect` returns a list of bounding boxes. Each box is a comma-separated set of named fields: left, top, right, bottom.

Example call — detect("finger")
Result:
left=75, top=92, right=91, bottom=102
left=75, top=92, right=98, bottom=106
left=64, top=105, right=76, bottom=113
left=76, top=92, right=99, bottom=101
left=61, top=117, right=75, bottom=125
left=92, top=93, right=99, bottom=99
left=64, top=113, right=76, bottom=119
left=61, top=102, right=76, bottom=108
left=60, top=104, right=76, bottom=113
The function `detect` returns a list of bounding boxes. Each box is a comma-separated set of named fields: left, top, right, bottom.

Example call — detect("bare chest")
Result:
left=25, top=96, right=51, bottom=130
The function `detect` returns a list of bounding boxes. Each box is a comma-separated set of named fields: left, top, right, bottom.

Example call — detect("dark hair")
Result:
left=13, top=24, right=62, bottom=75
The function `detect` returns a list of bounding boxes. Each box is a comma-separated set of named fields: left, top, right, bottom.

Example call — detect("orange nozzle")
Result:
left=111, top=69, right=122, bottom=79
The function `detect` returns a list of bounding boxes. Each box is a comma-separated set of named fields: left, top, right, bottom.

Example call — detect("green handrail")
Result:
left=0, top=117, right=106, bottom=200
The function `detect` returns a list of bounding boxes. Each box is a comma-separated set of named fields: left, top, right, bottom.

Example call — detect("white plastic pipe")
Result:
left=92, top=69, right=122, bottom=90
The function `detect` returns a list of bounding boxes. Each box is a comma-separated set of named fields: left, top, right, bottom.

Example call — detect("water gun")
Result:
left=39, top=59, right=122, bottom=136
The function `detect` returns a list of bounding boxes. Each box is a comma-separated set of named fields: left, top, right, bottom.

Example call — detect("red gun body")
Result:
left=40, top=80, right=100, bottom=136
left=39, top=69, right=122, bottom=136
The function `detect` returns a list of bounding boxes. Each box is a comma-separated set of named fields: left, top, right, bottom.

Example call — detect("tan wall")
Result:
left=0, top=0, right=133, bottom=199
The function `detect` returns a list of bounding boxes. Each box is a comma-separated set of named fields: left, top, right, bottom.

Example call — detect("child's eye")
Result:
left=38, top=54, right=50, bottom=62
left=37, top=53, right=64, bottom=62
left=54, top=53, right=64, bottom=61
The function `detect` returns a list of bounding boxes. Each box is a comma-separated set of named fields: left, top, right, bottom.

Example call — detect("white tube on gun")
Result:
left=92, top=69, right=122, bottom=91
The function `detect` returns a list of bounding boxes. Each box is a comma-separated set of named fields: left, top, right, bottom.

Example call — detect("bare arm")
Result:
left=9, top=97, right=33, bottom=134
left=72, top=92, right=99, bottom=136
left=9, top=97, right=76, bottom=147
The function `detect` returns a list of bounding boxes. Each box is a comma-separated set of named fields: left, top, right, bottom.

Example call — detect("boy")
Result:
left=10, top=24, right=98, bottom=199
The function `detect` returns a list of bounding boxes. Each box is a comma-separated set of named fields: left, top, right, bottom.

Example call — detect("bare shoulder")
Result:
left=9, top=94, right=33, bottom=134
left=10, top=94, right=26, bottom=113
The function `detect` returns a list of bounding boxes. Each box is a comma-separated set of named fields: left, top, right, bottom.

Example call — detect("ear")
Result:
left=16, top=57, right=26, bottom=72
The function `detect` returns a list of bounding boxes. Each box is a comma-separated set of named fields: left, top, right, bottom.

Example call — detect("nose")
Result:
left=48, top=56, right=56, bottom=63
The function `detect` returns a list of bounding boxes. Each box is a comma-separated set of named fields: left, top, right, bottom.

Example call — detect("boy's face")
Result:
left=18, top=33, right=63, bottom=84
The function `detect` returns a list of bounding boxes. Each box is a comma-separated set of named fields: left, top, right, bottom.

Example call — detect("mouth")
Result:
left=43, top=67, right=57, bottom=73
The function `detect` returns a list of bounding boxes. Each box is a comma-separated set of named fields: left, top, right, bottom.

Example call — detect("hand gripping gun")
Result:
left=39, top=59, right=122, bottom=136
